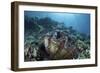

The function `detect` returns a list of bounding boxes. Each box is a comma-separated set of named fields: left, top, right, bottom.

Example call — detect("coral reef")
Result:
left=24, top=16, right=90, bottom=61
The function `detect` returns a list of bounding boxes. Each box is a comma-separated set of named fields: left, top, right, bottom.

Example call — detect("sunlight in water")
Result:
left=52, top=13, right=75, bottom=20
left=51, top=13, right=77, bottom=28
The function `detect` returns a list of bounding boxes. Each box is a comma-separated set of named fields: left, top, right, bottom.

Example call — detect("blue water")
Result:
left=24, top=11, right=90, bottom=35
